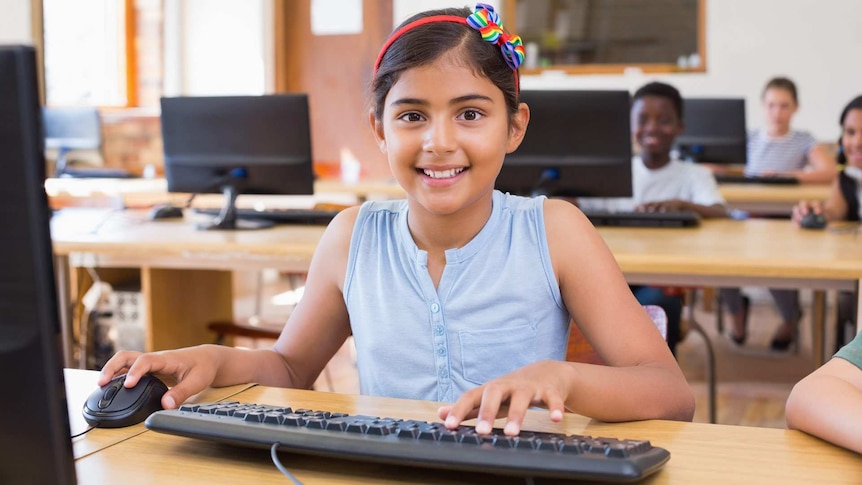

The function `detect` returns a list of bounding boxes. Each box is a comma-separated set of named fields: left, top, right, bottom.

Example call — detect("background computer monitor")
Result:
left=160, top=94, right=314, bottom=230
left=43, top=105, right=102, bottom=176
left=0, top=45, right=77, bottom=484
left=497, top=90, right=633, bottom=198
left=675, top=98, right=747, bottom=165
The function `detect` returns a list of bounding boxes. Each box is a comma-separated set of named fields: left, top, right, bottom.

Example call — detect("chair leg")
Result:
left=686, top=290, right=717, bottom=424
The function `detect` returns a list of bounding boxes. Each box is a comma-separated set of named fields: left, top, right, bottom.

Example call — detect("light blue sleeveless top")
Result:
left=343, top=190, right=570, bottom=403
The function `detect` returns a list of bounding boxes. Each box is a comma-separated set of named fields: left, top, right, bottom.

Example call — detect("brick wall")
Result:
left=100, top=109, right=164, bottom=176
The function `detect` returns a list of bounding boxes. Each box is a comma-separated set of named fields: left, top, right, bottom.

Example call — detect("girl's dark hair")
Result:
left=763, top=77, right=798, bottom=104
left=371, top=7, right=519, bottom=121
left=837, top=95, right=862, bottom=165
left=633, top=81, right=683, bottom=121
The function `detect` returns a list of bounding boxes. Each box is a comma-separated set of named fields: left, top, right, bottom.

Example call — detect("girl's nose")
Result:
left=423, top=119, right=457, bottom=155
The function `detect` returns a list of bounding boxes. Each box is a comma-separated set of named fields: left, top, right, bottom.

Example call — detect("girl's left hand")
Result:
left=437, top=360, right=568, bottom=436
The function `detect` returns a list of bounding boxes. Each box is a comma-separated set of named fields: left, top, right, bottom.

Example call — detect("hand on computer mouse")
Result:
left=98, top=347, right=220, bottom=411
left=792, top=201, right=827, bottom=229
left=82, top=373, right=168, bottom=428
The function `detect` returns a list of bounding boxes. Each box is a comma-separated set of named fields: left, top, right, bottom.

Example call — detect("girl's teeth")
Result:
left=423, top=168, right=464, bottom=179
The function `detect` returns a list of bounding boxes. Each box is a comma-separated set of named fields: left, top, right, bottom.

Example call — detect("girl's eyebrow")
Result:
left=390, top=94, right=494, bottom=108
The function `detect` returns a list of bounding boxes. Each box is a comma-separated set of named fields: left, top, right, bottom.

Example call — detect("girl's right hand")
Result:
left=791, top=200, right=823, bottom=226
left=97, top=345, right=219, bottom=409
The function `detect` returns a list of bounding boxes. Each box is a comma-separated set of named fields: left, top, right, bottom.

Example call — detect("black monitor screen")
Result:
left=675, top=98, right=747, bottom=165
left=497, top=90, right=633, bottom=198
left=0, top=45, right=77, bottom=484
left=160, top=94, right=314, bottom=229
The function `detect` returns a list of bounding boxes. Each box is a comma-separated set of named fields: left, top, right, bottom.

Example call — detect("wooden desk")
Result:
left=73, top=385, right=862, bottom=484
left=45, top=177, right=403, bottom=208
left=51, top=212, right=861, bottom=368
left=65, top=368, right=255, bottom=460
left=719, top=183, right=831, bottom=216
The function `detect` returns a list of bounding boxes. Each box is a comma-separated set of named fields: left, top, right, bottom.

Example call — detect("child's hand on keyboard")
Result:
left=98, top=346, right=220, bottom=410
left=436, top=360, right=567, bottom=437
left=636, top=199, right=690, bottom=213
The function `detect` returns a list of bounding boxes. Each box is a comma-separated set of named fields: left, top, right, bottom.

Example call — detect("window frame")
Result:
left=503, top=0, right=707, bottom=75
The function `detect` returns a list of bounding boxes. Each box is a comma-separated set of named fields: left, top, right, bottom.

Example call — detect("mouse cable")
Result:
left=71, top=425, right=97, bottom=439
left=270, top=442, right=304, bottom=485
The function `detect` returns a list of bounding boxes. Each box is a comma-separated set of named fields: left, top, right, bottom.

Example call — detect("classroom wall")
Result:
left=0, top=0, right=32, bottom=44
left=393, top=0, right=862, bottom=142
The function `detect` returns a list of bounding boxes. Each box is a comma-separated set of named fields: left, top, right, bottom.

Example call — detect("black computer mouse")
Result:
left=148, top=204, right=184, bottom=220
left=82, top=374, right=168, bottom=428
left=800, top=212, right=827, bottom=230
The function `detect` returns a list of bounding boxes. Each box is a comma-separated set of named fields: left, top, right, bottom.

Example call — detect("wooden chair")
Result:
left=206, top=271, right=335, bottom=391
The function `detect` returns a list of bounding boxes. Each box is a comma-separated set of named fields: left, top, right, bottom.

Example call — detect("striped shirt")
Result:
left=745, top=129, right=817, bottom=176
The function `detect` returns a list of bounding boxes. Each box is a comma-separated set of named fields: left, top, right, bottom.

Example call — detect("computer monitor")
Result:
left=160, top=94, right=315, bottom=230
left=675, top=98, right=747, bottom=165
left=0, top=45, right=77, bottom=484
left=43, top=105, right=102, bottom=176
left=497, top=90, right=633, bottom=198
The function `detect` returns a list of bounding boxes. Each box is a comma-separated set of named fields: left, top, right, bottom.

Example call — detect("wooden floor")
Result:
left=233, top=272, right=836, bottom=430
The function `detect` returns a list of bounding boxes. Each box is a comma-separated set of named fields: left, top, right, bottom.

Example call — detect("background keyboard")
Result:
left=193, top=207, right=339, bottom=225
left=582, top=209, right=701, bottom=228
left=714, top=174, right=799, bottom=185
left=146, top=401, right=670, bottom=482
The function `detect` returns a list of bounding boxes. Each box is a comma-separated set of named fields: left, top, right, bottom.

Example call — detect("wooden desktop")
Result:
left=51, top=209, right=862, bottom=371
left=68, top=374, right=862, bottom=484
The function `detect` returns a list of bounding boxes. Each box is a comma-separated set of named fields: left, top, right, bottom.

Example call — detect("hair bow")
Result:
left=466, top=3, right=525, bottom=70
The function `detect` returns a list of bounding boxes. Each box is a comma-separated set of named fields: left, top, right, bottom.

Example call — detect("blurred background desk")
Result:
left=718, top=183, right=831, bottom=216
left=51, top=211, right=860, bottom=371
left=72, top=384, right=862, bottom=484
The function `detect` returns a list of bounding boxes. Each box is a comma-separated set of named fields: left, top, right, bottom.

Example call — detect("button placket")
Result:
left=430, top=300, right=451, bottom=401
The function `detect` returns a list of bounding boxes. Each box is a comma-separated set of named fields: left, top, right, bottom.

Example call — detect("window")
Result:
left=506, top=0, right=705, bottom=74
left=42, top=0, right=131, bottom=106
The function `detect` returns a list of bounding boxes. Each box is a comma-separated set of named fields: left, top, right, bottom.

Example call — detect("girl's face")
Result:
left=372, top=55, right=528, bottom=217
left=842, top=108, right=862, bottom=168
left=762, top=87, right=797, bottom=133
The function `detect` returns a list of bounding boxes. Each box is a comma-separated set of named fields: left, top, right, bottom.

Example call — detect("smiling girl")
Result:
left=99, top=4, right=694, bottom=435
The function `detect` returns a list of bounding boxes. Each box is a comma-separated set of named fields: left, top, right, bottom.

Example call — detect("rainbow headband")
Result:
left=374, top=3, right=525, bottom=89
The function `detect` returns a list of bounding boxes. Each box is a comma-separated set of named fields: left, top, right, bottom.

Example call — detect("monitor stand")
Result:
left=530, top=168, right=561, bottom=197
left=197, top=184, right=273, bottom=231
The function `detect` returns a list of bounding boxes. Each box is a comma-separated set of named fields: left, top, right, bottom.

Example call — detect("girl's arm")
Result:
left=98, top=207, right=358, bottom=408
left=785, top=357, right=862, bottom=454
left=792, top=144, right=838, bottom=184
left=545, top=199, right=694, bottom=421
left=439, top=199, right=694, bottom=434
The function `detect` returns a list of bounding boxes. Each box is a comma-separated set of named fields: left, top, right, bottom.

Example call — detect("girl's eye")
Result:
left=399, top=112, right=424, bottom=122
left=460, top=110, right=482, bottom=121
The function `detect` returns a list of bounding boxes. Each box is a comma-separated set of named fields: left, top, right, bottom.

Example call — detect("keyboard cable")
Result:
left=270, top=442, right=304, bottom=485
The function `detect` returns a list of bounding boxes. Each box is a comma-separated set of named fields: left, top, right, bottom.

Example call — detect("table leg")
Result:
left=54, top=254, right=76, bottom=368
left=811, top=290, right=826, bottom=367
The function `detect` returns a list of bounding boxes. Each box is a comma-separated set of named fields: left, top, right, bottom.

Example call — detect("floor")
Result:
left=232, top=271, right=839, bottom=429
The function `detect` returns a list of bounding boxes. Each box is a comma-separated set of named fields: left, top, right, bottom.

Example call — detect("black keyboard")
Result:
left=193, top=207, right=340, bottom=225
left=714, top=174, right=799, bottom=185
left=582, top=209, right=701, bottom=228
left=145, top=401, right=670, bottom=482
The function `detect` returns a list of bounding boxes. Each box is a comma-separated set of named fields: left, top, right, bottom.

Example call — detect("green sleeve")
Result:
left=834, top=331, right=862, bottom=370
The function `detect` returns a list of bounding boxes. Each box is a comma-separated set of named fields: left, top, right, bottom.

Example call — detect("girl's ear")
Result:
left=506, top=102, right=530, bottom=154
left=369, top=109, right=387, bottom=153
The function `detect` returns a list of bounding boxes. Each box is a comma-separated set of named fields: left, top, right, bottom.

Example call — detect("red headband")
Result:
left=373, top=14, right=521, bottom=91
